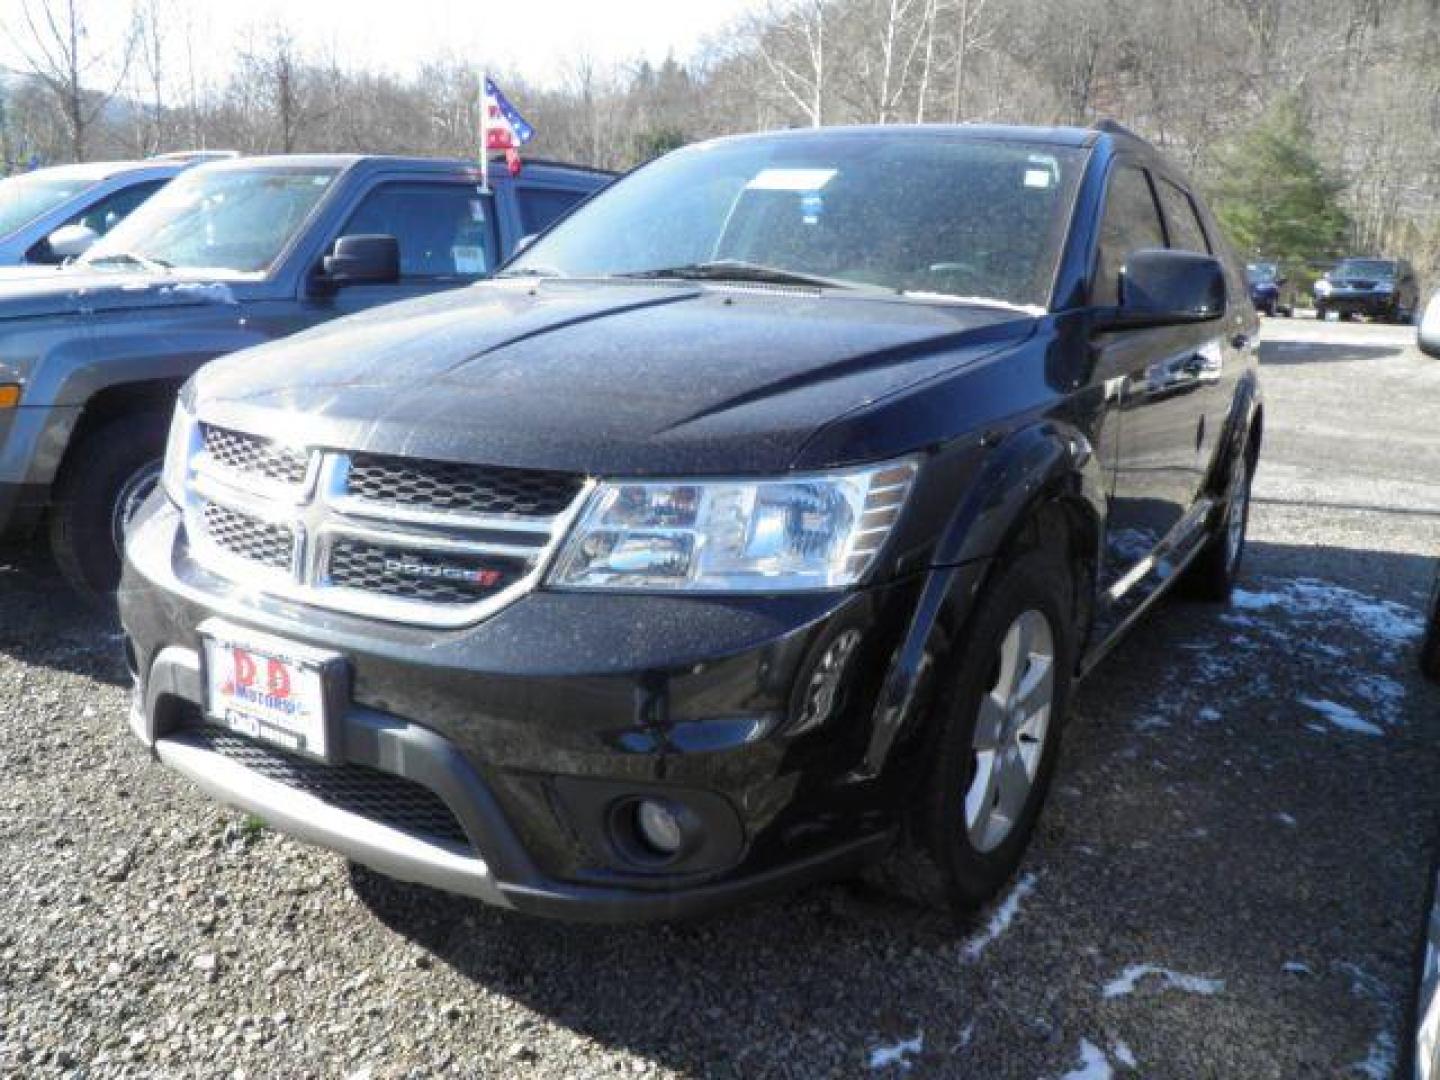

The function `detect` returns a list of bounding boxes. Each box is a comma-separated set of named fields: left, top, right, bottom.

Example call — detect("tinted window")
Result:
left=1334, top=259, right=1396, bottom=280
left=1156, top=179, right=1210, bottom=254
left=1094, top=164, right=1166, bottom=305
left=518, top=187, right=586, bottom=236
left=342, top=183, right=495, bottom=279
left=509, top=137, right=1086, bottom=309
left=69, top=179, right=169, bottom=236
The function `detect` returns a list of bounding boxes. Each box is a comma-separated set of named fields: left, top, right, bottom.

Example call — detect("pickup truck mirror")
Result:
left=1095, top=249, right=1226, bottom=331
left=323, top=234, right=400, bottom=286
left=46, top=223, right=100, bottom=260
left=1419, top=291, right=1440, bottom=358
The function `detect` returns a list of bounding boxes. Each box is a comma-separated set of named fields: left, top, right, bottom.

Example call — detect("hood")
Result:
left=0, top=268, right=240, bottom=322
left=195, top=279, right=1034, bottom=475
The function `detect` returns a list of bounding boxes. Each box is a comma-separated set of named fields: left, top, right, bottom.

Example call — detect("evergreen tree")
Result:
left=1208, top=99, right=1350, bottom=262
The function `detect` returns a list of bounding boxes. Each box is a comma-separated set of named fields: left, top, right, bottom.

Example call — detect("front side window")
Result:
left=68, top=179, right=169, bottom=237
left=517, top=187, right=588, bottom=237
left=80, top=166, right=340, bottom=275
left=0, top=169, right=99, bottom=239
left=1156, top=179, right=1210, bottom=255
left=340, top=183, right=494, bottom=279
left=1093, top=164, right=1166, bottom=306
left=507, top=136, right=1087, bottom=310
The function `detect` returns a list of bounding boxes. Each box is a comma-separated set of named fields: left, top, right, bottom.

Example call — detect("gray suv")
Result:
left=0, top=154, right=611, bottom=598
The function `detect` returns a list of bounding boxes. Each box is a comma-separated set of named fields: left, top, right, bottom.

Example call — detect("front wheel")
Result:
left=879, top=546, right=1074, bottom=912
left=49, top=413, right=168, bottom=603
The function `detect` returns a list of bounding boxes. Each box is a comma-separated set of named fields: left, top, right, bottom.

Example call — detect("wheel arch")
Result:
left=854, top=421, right=1105, bottom=782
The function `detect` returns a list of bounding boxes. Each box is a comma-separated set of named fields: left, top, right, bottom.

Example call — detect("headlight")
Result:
left=549, top=459, right=918, bottom=592
left=1314, top=279, right=1332, bottom=296
left=161, top=402, right=200, bottom=505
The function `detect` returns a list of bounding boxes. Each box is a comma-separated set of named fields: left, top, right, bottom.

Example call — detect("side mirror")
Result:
left=1096, top=249, right=1226, bottom=330
left=322, top=234, right=400, bottom=285
left=46, top=223, right=99, bottom=260
left=1419, top=292, right=1440, bottom=358
left=513, top=233, right=539, bottom=255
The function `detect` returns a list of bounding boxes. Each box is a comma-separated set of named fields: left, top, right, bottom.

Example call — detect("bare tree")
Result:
left=8, top=0, right=137, bottom=160
left=750, top=0, right=829, bottom=126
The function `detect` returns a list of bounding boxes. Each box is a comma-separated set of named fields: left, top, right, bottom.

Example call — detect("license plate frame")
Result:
left=199, top=618, right=348, bottom=764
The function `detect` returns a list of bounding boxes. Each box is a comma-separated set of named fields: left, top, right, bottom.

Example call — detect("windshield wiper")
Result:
left=84, top=251, right=173, bottom=273
left=614, top=260, right=875, bottom=291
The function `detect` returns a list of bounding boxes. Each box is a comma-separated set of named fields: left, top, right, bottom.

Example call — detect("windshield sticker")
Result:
left=469, top=199, right=486, bottom=222
left=801, top=191, right=824, bottom=224
left=746, top=168, right=837, bottom=192
left=1024, top=168, right=1053, bottom=189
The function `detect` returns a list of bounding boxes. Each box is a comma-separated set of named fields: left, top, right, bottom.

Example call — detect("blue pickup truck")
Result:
left=0, top=153, right=611, bottom=597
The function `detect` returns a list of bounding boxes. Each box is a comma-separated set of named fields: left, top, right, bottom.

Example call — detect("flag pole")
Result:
left=479, top=71, right=490, bottom=194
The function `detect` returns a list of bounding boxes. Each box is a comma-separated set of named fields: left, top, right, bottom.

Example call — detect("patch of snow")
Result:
left=1275, top=812, right=1297, bottom=827
left=1304, top=723, right=1327, bottom=735
left=1112, top=1041, right=1137, bottom=1068
left=159, top=281, right=238, bottom=305
left=1351, top=1032, right=1398, bottom=1080
left=1299, top=697, right=1383, bottom=736
left=868, top=1031, right=923, bottom=1071
left=1058, top=1039, right=1113, bottom=1080
left=1133, top=715, right=1170, bottom=733
left=1196, top=706, right=1221, bottom=723
left=1283, top=961, right=1312, bottom=975
left=1336, top=962, right=1400, bottom=1080
left=1102, top=964, right=1225, bottom=999
left=961, top=874, right=1036, bottom=962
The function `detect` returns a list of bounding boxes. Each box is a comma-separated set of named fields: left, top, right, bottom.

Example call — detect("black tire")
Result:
left=1421, top=579, right=1440, bottom=683
left=1179, top=446, right=1252, bottom=602
left=877, top=544, right=1075, bottom=913
left=49, top=413, right=168, bottom=603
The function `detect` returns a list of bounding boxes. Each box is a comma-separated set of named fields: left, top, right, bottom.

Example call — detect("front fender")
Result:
left=854, top=421, right=1106, bottom=781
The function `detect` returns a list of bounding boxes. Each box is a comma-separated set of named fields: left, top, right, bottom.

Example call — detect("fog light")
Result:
left=635, top=799, right=684, bottom=857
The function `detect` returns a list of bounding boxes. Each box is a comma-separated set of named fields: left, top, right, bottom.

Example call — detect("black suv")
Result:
left=1314, top=256, right=1419, bottom=322
left=120, top=123, right=1262, bottom=922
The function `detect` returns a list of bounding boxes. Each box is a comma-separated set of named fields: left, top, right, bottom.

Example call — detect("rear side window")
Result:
left=69, top=178, right=169, bottom=236
left=1156, top=179, right=1210, bottom=254
left=517, top=187, right=587, bottom=236
left=1094, top=164, right=1166, bottom=306
left=341, top=182, right=495, bottom=279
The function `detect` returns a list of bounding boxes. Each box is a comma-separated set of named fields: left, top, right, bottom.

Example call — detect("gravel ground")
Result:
left=2, top=317, right=1438, bottom=1078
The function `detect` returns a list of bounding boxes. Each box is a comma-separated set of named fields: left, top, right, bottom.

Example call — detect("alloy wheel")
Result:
left=965, top=609, right=1055, bottom=853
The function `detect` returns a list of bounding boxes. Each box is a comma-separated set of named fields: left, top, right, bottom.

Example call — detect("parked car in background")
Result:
left=1314, top=256, right=1419, bottom=323
left=0, top=153, right=611, bottom=598
left=120, top=121, right=1262, bottom=923
left=1245, top=261, right=1292, bottom=316
left=0, top=159, right=195, bottom=266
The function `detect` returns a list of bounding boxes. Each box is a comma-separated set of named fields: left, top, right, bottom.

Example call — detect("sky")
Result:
left=1, top=0, right=771, bottom=89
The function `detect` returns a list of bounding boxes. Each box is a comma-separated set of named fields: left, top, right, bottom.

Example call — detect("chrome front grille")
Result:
left=202, top=424, right=309, bottom=488
left=346, top=453, right=583, bottom=516
left=182, top=423, right=590, bottom=627
left=202, top=503, right=295, bottom=571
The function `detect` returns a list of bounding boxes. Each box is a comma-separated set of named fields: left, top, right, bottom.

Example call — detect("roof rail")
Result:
left=481, top=151, right=618, bottom=176
left=1089, top=119, right=1143, bottom=140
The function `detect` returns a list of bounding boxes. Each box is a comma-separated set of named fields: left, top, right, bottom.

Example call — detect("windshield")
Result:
left=0, top=170, right=99, bottom=239
left=80, top=166, right=340, bottom=274
left=507, top=135, right=1086, bottom=309
left=1246, top=263, right=1277, bottom=283
left=1333, top=259, right=1395, bottom=280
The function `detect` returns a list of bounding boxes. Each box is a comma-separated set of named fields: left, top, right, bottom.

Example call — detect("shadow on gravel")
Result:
left=341, top=539, right=1440, bottom=1076
left=1259, top=340, right=1403, bottom=366
left=0, top=540, right=127, bottom=686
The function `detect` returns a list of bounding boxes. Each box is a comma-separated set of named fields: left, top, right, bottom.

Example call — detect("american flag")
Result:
left=481, top=76, right=535, bottom=180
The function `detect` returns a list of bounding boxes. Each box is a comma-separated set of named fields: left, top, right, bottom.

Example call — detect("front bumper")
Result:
left=1316, top=291, right=1397, bottom=317
left=120, top=496, right=945, bottom=922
